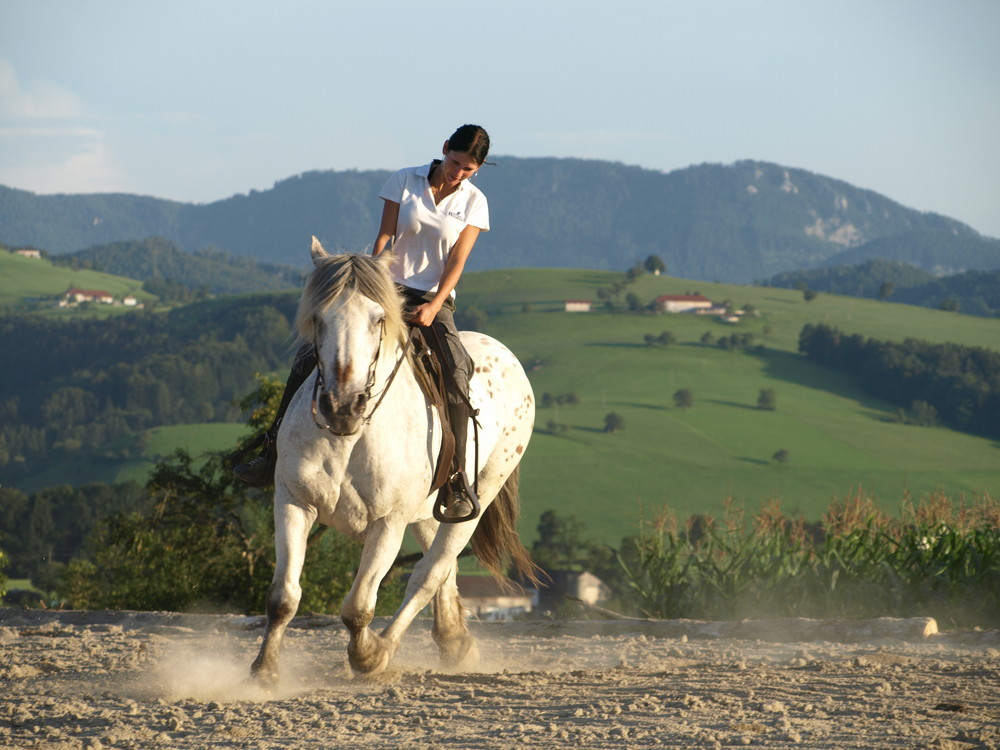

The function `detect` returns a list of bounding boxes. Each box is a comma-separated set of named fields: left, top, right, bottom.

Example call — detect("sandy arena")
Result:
left=1, top=609, right=998, bottom=749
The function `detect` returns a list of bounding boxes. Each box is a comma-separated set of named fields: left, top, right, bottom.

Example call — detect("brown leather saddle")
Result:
left=407, top=324, right=479, bottom=501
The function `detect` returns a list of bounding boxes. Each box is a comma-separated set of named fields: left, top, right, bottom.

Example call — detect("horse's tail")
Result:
left=471, top=465, right=545, bottom=589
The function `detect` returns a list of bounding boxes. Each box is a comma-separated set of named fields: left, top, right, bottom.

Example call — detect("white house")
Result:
left=62, top=288, right=114, bottom=306
left=13, top=248, right=42, bottom=259
left=564, top=300, right=592, bottom=313
left=655, top=294, right=714, bottom=313
left=456, top=575, right=535, bottom=621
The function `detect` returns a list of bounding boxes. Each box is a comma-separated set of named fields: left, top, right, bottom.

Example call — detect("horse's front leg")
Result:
left=341, top=518, right=407, bottom=676
left=250, top=498, right=315, bottom=688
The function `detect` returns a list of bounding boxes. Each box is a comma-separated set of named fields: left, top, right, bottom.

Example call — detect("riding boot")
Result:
left=233, top=352, right=314, bottom=487
left=436, top=402, right=480, bottom=522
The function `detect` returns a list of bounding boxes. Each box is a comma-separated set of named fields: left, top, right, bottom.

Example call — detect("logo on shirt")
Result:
left=446, top=210, right=465, bottom=221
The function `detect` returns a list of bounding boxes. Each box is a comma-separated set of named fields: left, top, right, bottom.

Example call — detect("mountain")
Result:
left=822, top=229, right=1000, bottom=275
left=2, top=159, right=997, bottom=283
left=63, top=237, right=304, bottom=294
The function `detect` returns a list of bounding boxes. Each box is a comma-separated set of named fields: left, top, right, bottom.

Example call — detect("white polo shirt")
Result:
left=379, top=161, right=490, bottom=295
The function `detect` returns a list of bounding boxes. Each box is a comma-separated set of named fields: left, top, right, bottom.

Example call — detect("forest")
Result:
left=769, top=257, right=1000, bottom=318
left=0, top=292, right=299, bottom=483
left=798, top=323, right=1000, bottom=439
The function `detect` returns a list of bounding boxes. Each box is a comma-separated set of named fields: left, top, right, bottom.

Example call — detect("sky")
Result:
left=1, top=0, right=998, bottom=238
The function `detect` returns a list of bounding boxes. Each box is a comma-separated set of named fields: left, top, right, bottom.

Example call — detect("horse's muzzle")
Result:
left=317, top=390, right=368, bottom=435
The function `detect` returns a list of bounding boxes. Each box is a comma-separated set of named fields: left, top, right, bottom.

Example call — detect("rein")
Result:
left=310, top=319, right=413, bottom=434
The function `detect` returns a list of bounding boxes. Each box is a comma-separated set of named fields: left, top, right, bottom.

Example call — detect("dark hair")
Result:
left=446, top=124, right=491, bottom=165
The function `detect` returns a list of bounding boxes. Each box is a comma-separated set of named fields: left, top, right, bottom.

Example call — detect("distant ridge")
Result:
left=2, top=158, right=996, bottom=283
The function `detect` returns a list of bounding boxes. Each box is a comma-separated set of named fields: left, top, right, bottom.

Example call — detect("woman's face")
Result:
left=439, top=149, right=481, bottom=187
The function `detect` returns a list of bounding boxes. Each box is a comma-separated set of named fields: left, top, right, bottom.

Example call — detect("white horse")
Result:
left=251, top=238, right=539, bottom=683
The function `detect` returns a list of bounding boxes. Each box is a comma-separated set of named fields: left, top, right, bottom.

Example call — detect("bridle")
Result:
left=310, top=318, right=412, bottom=435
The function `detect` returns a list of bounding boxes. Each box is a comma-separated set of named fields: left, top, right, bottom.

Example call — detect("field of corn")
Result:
left=615, top=489, right=1000, bottom=629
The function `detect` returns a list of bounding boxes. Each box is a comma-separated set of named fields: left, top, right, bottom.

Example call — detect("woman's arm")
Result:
left=371, top=199, right=399, bottom=256
left=410, top=224, right=482, bottom=327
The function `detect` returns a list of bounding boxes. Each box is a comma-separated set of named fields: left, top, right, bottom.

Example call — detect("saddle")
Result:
left=407, top=324, right=479, bottom=499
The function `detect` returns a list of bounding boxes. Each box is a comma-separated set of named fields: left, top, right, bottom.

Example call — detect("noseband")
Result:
left=310, top=318, right=412, bottom=435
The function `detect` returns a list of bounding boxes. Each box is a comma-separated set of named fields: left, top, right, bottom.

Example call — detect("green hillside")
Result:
left=15, top=423, right=249, bottom=493
left=0, top=251, right=154, bottom=311
left=458, top=269, right=1000, bottom=544
left=7, top=265, right=998, bottom=550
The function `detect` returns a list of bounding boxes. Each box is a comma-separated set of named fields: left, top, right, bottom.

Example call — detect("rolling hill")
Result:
left=5, top=261, right=997, bottom=548
left=0, top=249, right=155, bottom=311
left=4, top=158, right=998, bottom=283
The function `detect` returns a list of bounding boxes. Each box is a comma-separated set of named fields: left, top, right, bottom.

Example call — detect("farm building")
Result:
left=564, top=300, right=592, bottom=312
left=655, top=294, right=714, bottom=313
left=456, top=575, right=536, bottom=621
left=60, top=288, right=114, bottom=307
left=13, top=248, right=42, bottom=259
left=536, top=570, right=613, bottom=613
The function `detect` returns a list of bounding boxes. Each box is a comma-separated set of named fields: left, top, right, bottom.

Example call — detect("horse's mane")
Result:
left=295, top=253, right=408, bottom=348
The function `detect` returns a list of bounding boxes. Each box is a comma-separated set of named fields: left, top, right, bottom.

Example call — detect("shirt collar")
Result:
left=418, top=160, right=468, bottom=193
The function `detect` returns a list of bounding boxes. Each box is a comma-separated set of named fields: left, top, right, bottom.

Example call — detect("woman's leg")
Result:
left=233, top=344, right=316, bottom=487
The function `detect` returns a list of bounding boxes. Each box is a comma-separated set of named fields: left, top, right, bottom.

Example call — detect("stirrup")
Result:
left=433, top=471, right=481, bottom=524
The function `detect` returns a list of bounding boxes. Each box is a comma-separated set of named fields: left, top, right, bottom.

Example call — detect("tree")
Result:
left=803, top=288, right=818, bottom=303
left=644, top=255, right=666, bottom=275
left=772, top=449, right=790, bottom=463
left=626, top=292, right=643, bottom=311
left=700, top=331, right=715, bottom=346
left=673, top=388, right=693, bottom=410
left=456, top=305, right=489, bottom=331
left=532, top=511, right=589, bottom=570
left=878, top=282, right=895, bottom=301
left=757, top=388, right=777, bottom=410
left=603, top=412, right=625, bottom=433
left=908, top=400, right=939, bottom=427
left=657, top=330, right=676, bottom=346
left=57, top=379, right=404, bottom=615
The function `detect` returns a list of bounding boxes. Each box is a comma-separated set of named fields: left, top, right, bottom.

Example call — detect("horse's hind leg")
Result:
left=406, top=520, right=479, bottom=670
left=251, top=499, right=314, bottom=687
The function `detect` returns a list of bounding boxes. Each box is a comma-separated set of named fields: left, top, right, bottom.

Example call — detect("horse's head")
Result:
left=296, top=238, right=406, bottom=435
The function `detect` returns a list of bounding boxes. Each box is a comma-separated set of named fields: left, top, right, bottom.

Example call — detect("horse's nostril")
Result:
left=355, top=393, right=369, bottom=414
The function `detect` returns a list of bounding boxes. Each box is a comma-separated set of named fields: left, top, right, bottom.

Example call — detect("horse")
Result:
left=250, top=237, right=539, bottom=683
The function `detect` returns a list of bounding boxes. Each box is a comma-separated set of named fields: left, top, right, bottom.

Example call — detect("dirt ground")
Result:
left=1, top=609, right=998, bottom=749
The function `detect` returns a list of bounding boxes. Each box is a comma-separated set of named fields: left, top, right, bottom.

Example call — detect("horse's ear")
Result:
left=311, top=236, right=329, bottom=265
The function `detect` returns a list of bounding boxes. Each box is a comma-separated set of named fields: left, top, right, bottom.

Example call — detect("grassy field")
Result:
left=10, top=265, right=1000, bottom=550
left=458, top=269, right=1000, bottom=545
left=0, top=251, right=156, bottom=311
left=17, top=423, right=249, bottom=493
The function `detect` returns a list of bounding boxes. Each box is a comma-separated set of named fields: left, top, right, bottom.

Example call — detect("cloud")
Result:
left=0, top=58, right=86, bottom=119
left=0, top=58, right=126, bottom=194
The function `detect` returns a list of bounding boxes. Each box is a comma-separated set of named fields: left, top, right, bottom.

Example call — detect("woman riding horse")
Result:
left=234, top=124, right=492, bottom=522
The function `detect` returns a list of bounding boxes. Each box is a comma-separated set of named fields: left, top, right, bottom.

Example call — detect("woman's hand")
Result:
left=409, top=301, right=441, bottom=327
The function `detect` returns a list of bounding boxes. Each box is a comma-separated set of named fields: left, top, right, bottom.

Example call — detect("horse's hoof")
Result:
left=440, top=636, right=480, bottom=672
left=349, top=645, right=392, bottom=677
left=249, top=663, right=280, bottom=691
